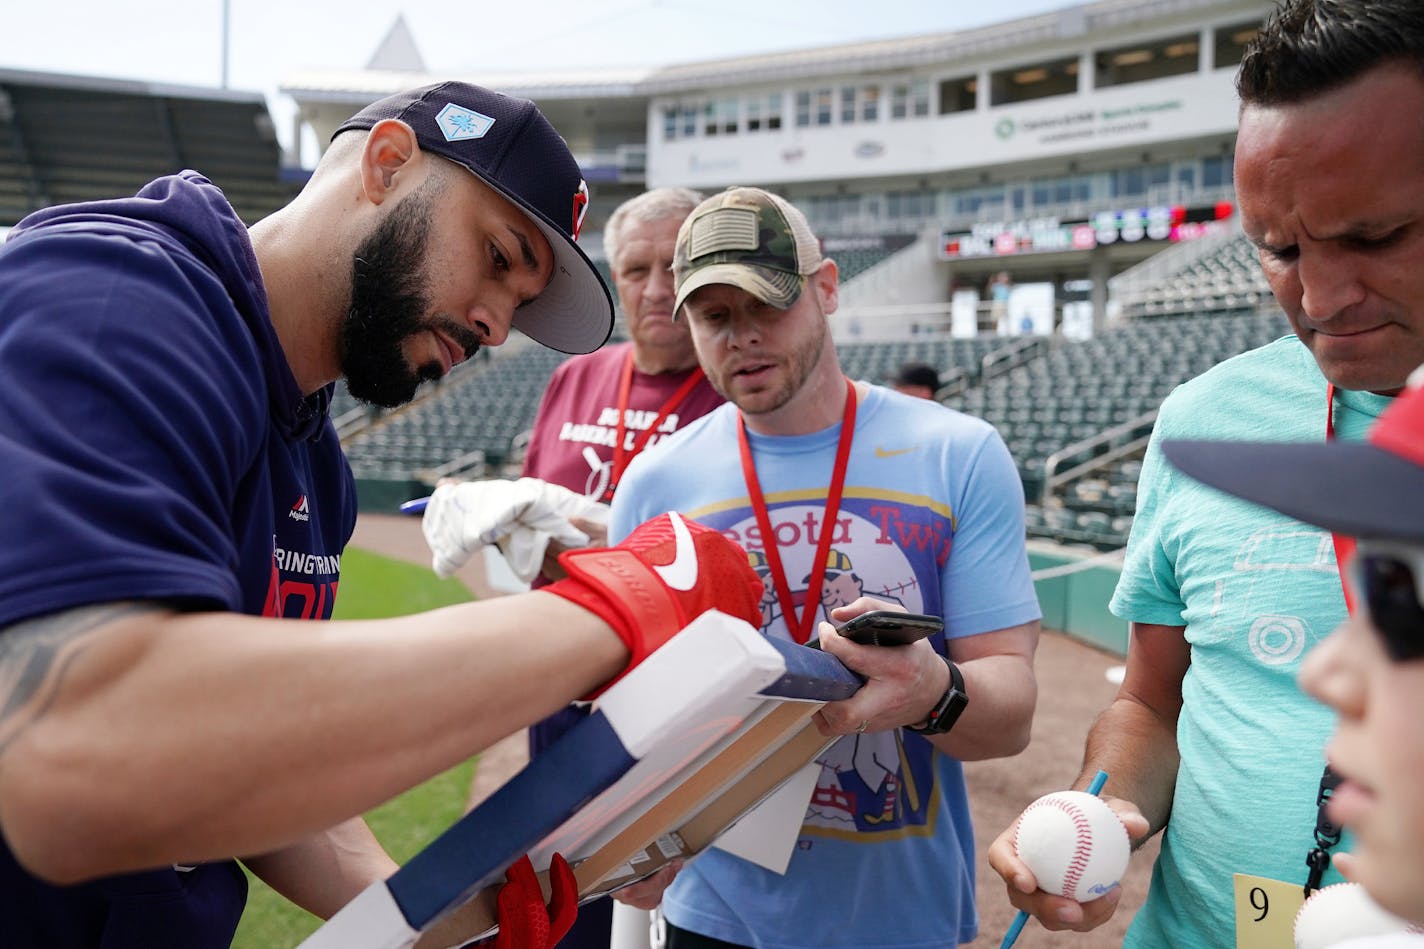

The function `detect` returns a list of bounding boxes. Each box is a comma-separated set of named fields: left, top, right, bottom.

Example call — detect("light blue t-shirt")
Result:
left=1111, top=337, right=1391, bottom=949
left=612, top=385, right=1041, bottom=949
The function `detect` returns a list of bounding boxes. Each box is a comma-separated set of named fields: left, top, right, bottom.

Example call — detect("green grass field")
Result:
left=231, top=546, right=482, bottom=948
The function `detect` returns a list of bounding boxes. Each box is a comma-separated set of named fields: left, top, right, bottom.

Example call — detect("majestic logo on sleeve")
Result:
left=288, top=494, right=310, bottom=522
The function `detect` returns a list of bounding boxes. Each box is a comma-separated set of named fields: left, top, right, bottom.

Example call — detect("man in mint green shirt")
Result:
left=988, top=1, right=1424, bottom=946
left=1103, top=340, right=1386, bottom=947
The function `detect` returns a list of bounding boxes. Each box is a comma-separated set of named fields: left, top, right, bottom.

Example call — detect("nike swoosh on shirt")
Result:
left=875, top=445, right=919, bottom=458
left=653, top=512, right=698, bottom=591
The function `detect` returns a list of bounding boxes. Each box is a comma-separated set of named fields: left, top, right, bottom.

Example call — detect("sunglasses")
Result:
left=1349, top=543, right=1424, bottom=662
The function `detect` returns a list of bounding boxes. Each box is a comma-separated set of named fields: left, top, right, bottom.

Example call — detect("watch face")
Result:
left=936, top=689, right=969, bottom=731
left=920, top=689, right=966, bottom=735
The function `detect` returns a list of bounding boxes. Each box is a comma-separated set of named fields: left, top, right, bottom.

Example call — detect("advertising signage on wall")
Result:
left=993, top=99, right=1190, bottom=148
left=939, top=201, right=1234, bottom=260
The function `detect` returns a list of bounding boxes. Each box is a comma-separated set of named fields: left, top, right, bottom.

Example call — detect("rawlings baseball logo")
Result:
left=571, top=180, right=590, bottom=240
left=1014, top=790, right=1129, bottom=903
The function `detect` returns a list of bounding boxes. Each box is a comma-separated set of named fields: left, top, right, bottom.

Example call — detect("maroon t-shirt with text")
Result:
left=522, top=341, right=724, bottom=504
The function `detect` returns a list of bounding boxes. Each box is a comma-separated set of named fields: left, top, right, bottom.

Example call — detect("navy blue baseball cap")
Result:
left=335, top=81, right=613, bottom=354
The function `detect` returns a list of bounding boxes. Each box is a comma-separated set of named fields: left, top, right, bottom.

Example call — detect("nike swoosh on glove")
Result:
left=421, top=478, right=609, bottom=581
left=543, top=512, right=765, bottom=698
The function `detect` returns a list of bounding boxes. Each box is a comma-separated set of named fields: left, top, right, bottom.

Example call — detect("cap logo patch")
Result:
left=688, top=207, right=758, bottom=259
left=435, top=103, right=495, bottom=142
left=572, top=180, right=590, bottom=240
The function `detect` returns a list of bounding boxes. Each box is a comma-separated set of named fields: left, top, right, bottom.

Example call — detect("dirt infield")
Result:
left=351, top=513, right=1156, bottom=948
left=962, top=631, right=1158, bottom=948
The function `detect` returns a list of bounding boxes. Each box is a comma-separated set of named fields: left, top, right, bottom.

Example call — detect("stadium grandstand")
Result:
left=0, top=68, right=300, bottom=227
left=286, top=0, right=1279, bottom=553
left=0, top=0, right=1286, bottom=558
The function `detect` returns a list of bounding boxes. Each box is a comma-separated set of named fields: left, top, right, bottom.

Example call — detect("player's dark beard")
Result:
left=340, top=187, right=482, bottom=408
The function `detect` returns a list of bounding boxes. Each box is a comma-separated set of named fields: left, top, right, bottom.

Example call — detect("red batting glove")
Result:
left=493, top=853, right=578, bottom=949
left=544, top=512, right=764, bottom=697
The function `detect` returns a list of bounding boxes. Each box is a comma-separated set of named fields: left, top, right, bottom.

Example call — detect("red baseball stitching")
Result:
left=1039, top=797, right=1094, bottom=901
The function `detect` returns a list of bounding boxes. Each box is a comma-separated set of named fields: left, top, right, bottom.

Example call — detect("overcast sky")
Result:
left=1, top=1, right=1086, bottom=88
left=0, top=0, right=1082, bottom=151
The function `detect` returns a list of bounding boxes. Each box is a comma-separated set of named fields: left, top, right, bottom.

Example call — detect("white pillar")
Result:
left=610, top=904, right=656, bottom=949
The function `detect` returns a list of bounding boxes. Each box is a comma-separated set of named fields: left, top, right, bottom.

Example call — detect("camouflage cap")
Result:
left=672, top=187, right=822, bottom=316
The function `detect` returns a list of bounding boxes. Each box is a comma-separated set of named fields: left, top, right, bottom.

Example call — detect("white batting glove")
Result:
left=421, top=478, right=610, bottom=581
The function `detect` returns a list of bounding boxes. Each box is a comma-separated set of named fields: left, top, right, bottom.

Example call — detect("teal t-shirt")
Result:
left=1110, top=337, right=1391, bottom=949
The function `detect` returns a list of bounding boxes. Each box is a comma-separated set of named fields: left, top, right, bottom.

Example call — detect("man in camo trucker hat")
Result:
left=671, top=186, right=824, bottom=316
left=614, top=183, right=1041, bottom=948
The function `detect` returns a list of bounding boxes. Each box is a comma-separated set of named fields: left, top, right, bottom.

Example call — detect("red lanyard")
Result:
left=1326, top=383, right=1356, bottom=614
left=606, top=349, right=707, bottom=501
left=737, top=377, right=857, bottom=644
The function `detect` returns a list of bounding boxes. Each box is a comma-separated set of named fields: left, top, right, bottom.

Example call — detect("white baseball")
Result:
left=1294, top=882, right=1422, bottom=949
left=1014, top=790, right=1130, bottom=902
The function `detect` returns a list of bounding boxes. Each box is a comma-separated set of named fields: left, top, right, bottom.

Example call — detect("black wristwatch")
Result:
left=906, top=654, right=968, bottom=735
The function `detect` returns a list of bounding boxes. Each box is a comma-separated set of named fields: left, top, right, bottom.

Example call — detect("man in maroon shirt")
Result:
left=520, top=187, right=724, bottom=506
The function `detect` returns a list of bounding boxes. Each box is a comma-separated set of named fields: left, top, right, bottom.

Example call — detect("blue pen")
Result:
left=399, top=497, right=430, bottom=515
left=1000, top=769, right=1110, bottom=949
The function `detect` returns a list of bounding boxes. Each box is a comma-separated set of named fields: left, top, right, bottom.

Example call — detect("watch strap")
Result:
left=906, top=653, right=967, bottom=735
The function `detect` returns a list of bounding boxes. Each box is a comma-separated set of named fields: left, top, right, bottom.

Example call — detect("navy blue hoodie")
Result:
left=0, top=172, right=356, bottom=946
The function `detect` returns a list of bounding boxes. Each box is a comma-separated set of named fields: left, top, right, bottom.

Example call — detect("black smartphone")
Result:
left=834, top=610, right=943, bottom=647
